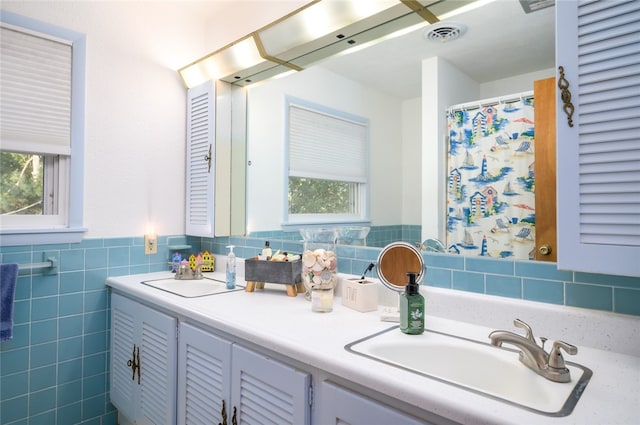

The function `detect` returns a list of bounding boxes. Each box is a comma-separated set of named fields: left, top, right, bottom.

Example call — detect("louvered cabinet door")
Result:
left=231, top=344, right=311, bottom=425
left=138, top=305, right=178, bottom=425
left=110, top=293, right=139, bottom=422
left=177, top=322, right=232, bottom=425
left=556, top=0, right=640, bottom=276
left=109, top=293, right=177, bottom=425
left=186, top=80, right=215, bottom=237
left=318, top=381, right=431, bottom=425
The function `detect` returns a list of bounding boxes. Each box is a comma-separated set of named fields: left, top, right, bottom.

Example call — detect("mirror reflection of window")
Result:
left=286, top=98, right=369, bottom=226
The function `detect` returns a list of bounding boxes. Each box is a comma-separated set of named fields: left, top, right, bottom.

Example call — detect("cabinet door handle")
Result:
left=219, top=400, right=227, bottom=425
left=557, top=66, right=575, bottom=127
left=126, top=344, right=141, bottom=384
left=204, top=144, right=213, bottom=173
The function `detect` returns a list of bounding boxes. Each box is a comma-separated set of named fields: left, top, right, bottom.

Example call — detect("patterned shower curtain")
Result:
left=446, top=95, right=536, bottom=260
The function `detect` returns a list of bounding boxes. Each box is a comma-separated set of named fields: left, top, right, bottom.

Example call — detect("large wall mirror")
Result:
left=239, top=0, right=555, bottom=259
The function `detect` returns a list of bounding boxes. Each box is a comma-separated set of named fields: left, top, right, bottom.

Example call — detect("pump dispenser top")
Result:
left=400, top=272, right=424, bottom=334
left=226, top=245, right=236, bottom=289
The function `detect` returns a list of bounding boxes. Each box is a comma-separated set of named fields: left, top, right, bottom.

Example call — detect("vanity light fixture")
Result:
left=178, top=0, right=486, bottom=89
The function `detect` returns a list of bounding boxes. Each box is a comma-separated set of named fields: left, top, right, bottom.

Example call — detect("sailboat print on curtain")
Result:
left=446, top=96, right=536, bottom=260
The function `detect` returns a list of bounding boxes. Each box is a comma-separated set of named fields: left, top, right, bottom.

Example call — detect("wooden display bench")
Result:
left=244, top=257, right=304, bottom=297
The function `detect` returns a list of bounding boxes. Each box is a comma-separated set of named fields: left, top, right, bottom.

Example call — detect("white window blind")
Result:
left=289, top=104, right=367, bottom=183
left=0, top=25, right=72, bottom=155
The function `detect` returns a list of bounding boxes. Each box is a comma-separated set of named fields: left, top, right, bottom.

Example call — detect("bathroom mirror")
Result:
left=377, top=242, right=425, bottom=292
left=241, top=0, right=555, bottom=257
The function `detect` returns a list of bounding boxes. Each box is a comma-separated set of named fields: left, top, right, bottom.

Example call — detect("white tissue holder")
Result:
left=341, top=278, right=378, bottom=312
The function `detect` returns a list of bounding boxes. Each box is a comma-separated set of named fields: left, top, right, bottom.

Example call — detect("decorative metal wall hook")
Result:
left=557, top=66, right=575, bottom=127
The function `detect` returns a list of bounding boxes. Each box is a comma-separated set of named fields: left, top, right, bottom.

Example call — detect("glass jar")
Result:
left=300, top=228, right=338, bottom=311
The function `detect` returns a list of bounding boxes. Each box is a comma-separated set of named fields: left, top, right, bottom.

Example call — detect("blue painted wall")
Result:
left=2, top=235, right=639, bottom=424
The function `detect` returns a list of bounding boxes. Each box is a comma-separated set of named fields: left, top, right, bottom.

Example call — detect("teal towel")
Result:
left=1, top=263, right=19, bottom=342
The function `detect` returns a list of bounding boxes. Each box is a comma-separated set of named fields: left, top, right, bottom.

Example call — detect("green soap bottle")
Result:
left=400, top=272, right=424, bottom=335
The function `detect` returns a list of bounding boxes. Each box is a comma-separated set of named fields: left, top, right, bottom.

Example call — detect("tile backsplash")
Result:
left=204, top=235, right=640, bottom=317
left=1, top=234, right=638, bottom=424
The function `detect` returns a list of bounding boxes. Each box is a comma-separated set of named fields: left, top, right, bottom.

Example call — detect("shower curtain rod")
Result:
left=446, top=90, right=534, bottom=114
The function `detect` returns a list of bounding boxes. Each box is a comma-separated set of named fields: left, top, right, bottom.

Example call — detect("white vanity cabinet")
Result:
left=318, top=381, right=430, bottom=425
left=178, top=321, right=311, bottom=425
left=110, top=293, right=178, bottom=425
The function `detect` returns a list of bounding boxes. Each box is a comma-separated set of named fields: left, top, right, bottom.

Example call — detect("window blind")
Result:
left=289, top=104, right=367, bottom=183
left=0, top=25, right=72, bottom=155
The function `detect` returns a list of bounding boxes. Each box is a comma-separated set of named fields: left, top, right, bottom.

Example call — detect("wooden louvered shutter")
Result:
left=186, top=81, right=215, bottom=237
left=556, top=0, right=640, bottom=277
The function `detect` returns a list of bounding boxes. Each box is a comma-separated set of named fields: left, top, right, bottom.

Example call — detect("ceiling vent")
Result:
left=423, top=22, right=467, bottom=43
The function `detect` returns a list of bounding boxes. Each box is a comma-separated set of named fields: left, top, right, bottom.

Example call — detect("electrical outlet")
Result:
left=144, top=234, right=157, bottom=255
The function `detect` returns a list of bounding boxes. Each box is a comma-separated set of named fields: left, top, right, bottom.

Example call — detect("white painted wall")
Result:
left=2, top=0, right=307, bottom=238
left=246, top=66, right=405, bottom=232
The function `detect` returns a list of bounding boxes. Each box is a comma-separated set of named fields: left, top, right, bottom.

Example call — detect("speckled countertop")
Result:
left=106, top=266, right=639, bottom=425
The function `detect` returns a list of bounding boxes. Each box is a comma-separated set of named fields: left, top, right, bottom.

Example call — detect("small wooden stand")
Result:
left=245, top=281, right=306, bottom=297
left=244, top=258, right=303, bottom=297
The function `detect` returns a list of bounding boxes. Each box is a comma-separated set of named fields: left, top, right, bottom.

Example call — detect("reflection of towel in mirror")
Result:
left=1, top=263, right=19, bottom=342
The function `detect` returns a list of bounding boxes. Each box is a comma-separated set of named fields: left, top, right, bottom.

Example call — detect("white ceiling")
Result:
left=316, top=0, right=556, bottom=99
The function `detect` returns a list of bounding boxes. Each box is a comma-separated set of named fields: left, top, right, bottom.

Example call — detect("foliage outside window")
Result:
left=1, top=153, right=45, bottom=215
left=287, top=98, right=369, bottom=226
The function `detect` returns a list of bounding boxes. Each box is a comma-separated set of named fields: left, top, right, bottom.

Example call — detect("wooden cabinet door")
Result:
left=177, top=322, right=232, bottom=425
left=231, top=344, right=311, bottom=425
left=534, top=77, right=557, bottom=262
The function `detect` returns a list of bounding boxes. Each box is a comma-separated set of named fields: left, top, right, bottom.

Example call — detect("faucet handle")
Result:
left=513, top=318, right=535, bottom=343
left=549, top=340, right=578, bottom=369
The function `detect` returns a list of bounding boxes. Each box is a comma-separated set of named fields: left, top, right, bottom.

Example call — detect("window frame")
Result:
left=0, top=11, right=86, bottom=246
left=283, top=96, right=370, bottom=231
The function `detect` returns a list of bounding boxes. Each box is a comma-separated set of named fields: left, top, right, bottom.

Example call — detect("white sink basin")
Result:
left=141, top=277, right=243, bottom=297
left=346, top=326, right=591, bottom=416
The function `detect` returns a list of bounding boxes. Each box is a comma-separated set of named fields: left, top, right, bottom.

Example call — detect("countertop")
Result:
left=106, top=270, right=640, bottom=425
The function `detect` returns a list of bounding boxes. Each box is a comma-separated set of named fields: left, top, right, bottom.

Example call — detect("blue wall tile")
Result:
left=29, top=364, right=56, bottom=392
left=486, top=275, right=522, bottom=298
left=566, top=283, right=613, bottom=311
left=452, top=271, right=485, bottom=293
left=523, top=278, right=564, bottom=305
left=28, top=387, right=56, bottom=416
left=614, top=288, right=640, bottom=315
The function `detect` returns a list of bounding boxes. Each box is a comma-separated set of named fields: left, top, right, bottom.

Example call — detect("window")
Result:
left=286, top=97, right=369, bottom=227
left=0, top=12, right=86, bottom=245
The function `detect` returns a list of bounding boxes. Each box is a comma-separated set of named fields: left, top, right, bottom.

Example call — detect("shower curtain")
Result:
left=446, top=94, right=536, bottom=260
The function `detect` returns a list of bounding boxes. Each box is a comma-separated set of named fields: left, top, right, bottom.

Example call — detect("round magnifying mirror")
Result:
left=376, top=242, right=425, bottom=292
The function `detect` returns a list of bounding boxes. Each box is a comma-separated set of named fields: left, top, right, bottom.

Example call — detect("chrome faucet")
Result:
left=489, top=318, right=577, bottom=383
left=174, top=262, right=203, bottom=280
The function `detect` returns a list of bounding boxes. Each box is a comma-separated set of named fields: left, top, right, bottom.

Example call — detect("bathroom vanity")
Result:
left=106, top=271, right=639, bottom=425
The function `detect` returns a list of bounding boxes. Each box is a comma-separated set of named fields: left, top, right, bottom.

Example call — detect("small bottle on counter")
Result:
left=262, top=241, right=272, bottom=260
left=400, top=272, right=424, bottom=334
left=226, top=245, right=236, bottom=289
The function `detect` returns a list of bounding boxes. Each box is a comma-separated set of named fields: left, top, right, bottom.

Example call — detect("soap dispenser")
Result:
left=262, top=241, right=272, bottom=260
left=226, top=245, right=236, bottom=289
left=400, top=272, right=424, bottom=334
